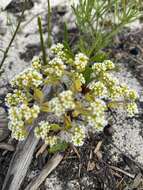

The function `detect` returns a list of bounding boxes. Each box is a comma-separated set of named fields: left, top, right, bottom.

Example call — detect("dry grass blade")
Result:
left=25, top=153, right=64, bottom=190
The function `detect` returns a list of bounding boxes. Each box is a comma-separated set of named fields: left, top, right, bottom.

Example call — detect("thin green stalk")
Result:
left=38, top=16, right=47, bottom=65
left=47, top=0, right=51, bottom=48
left=0, top=0, right=27, bottom=70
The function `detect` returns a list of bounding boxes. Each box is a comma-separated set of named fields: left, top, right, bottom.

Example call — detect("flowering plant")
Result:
left=5, top=43, right=138, bottom=152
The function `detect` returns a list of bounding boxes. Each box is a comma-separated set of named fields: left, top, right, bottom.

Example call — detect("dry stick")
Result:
left=110, top=165, right=135, bottom=179
left=0, top=142, right=15, bottom=151
left=2, top=127, right=39, bottom=190
left=0, top=0, right=27, bottom=71
left=25, top=153, right=64, bottom=190
left=72, top=145, right=80, bottom=159
left=36, top=143, right=48, bottom=158
left=94, top=140, right=103, bottom=154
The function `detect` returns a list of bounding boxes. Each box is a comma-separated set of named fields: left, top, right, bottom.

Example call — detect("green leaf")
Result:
left=34, top=88, right=44, bottom=103
left=50, top=124, right=61, bottom=131
left=48, top=141, right=69, bottom=153
left=82, top=66, right=92, bottom=84
left=64, top=115, right=72, bottom=129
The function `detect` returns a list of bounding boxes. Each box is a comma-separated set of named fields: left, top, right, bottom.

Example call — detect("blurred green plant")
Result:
left=71, top=0, right=142, bottom=60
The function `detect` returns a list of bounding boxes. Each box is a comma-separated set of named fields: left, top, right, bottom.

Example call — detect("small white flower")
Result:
left=71, top=125, right=85, bottom=146
left=51, top=43, right=64, bottom=54
left=126, top=102, right=138, bottom=117
left=74, top=53, right=89, bottom=71
left=45, top=136, right=58, bottom=147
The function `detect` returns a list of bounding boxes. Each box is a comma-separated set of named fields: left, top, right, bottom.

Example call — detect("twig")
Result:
left=25, top=153, right=64, bottom=190
left=110, top=165, right=135, bottom=179
left=2, top=128, right=39, bottom=190
left=0, top=0, right=27, bottom=70
left=0, top=143, right=15, bottom=152
left=38, top=16, right=47, bottom=65
left=94, top=140, right=103, bottom=154
left=72, top=145, right=80, bottom=159
left=107, top=106, right=117, bottom=123
left=125, top=53, right=143, bottom=65
left=116, top=177, right=125, bottom=189
left=111, top=170, right=122, bottom=178
left=36, top=143, right=48, bottom=158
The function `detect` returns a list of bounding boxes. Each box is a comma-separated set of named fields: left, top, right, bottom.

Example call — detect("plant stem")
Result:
left=47, top=0, right=51, bottom=48
left=0, top=0, right=27, bottom=71
left=38, top=16, right=47, bottom=65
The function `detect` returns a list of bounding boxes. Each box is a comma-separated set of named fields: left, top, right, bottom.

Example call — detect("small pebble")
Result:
left=129, top=47, right=139, bottom=56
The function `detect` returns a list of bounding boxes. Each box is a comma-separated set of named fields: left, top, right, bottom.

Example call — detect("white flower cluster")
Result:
left=92, top=60, right=115, bottom=74
left=126, top=102, right=139, bottom=117
left=32, top=57, right=42, bottom=70
left=51, top=43, right=67, bottom=62
left=11, top=68, right=43, bottom=88
left=45, top=136, right=58, bottom=146
left=6, top=43, right=139, bottom=149
left=35, top=121, right=58, bottom=147
left=88, top=81, right=106, bottom=97
left=87, top=99, right=107, bottom=131
left=74, top=72, right=86, bottom=84
left=35, top=120, right=51, bottom=139
left=91, top=60, right=138, bottom=116
left=71, top=125, right=85, bottom=146
left=45, top=57, right=66, bottom=78
left=8, top=104, right=40, bottom=140
left=49, top=90, right=75, bottom=117
left=5, top=89, right=27, bottom=107
left=74, top=53, right=89, bottom=71
left=51, top=43, right=64, bottom=54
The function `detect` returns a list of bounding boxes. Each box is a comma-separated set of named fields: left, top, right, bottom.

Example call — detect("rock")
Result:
left=19, top=43, right=41, bottom=62
left=6, top=0, right=34, bottom=13
left=129, top=47, right=140, bottom=55
left=109, top=64, right=143, bottom=165
left=103, top=124, right=114, bottom=136
left=45, top=175, right=63, bottom=190
left=45, top=175, right=80, bottom=190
